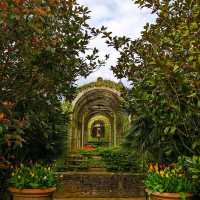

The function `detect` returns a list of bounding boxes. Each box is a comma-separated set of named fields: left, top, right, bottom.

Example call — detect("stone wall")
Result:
left=54, top=172, right=145, bottom=198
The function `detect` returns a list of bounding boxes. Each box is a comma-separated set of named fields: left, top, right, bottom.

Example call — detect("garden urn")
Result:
left=150, top=192, right=193, bottom=200
left=8, top=187, right=56, bottom=200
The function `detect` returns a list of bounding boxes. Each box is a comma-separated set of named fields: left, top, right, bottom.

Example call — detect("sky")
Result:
left=76, top=0, right=155, bottom=86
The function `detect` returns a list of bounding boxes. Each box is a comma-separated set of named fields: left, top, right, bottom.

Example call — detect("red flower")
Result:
left=82, top=144, right=95, bottom=151
left=13, top=0, right=24, bottom=5
left=0, top=2, right=8, bottom=10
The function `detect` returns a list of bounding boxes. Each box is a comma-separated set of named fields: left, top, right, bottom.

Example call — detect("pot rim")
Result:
left=151, top=192, right=193, bottom=198
left=8, top=187, right=56, bottom=194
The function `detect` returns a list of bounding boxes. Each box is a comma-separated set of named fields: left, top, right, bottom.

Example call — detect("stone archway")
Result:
left=87, top=114, right=111, bottom=146
left=69, top=78, right=128, bottom=152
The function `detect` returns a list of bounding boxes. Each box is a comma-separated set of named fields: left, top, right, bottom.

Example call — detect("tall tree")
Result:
left=106, top=0, right=200, bottom=161
left=0, top=0, right=106, bottom=162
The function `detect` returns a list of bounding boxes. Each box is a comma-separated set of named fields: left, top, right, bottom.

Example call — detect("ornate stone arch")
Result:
left=69, top=78, right=128, bottom=152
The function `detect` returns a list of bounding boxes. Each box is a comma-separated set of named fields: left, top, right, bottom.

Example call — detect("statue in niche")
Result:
left=91, top=121, right=105, bottom=139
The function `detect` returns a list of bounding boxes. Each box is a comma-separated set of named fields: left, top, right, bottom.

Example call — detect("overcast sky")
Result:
left=76, top=0, right=155, bottom=86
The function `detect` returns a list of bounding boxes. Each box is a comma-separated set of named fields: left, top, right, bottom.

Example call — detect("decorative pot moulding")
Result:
left=8, top=187, right=56, bottom=200
left=150, top=192, right=193, bottom=200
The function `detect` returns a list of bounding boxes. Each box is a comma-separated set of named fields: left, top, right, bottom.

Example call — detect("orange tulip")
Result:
left=148, top=163, right=154, bottom=172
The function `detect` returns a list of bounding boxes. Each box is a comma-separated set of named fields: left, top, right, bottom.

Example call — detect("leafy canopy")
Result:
left=105, top=0, right=200, bottom=161
left=0, top=0, right=106, bottom=163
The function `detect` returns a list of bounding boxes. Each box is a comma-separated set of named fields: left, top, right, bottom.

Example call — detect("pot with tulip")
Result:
left=145, top=163, right=194, bottom=200
left=8, top=163, right=57, bottom=200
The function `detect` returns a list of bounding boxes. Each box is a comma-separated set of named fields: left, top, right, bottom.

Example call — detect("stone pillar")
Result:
left=109, top=121, right=112, bottom=147
left=113, top=113, right=117, bottom=147
left=68, top=114, right=73, bottom=152
left=81, top=115, right=85, bottom=148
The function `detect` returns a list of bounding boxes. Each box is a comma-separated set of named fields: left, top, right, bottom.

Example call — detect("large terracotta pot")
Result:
left=0, top=162, right=10, bottom=169
left=151, top=192, right=193, bottom=200
left=8, top=187, right=56, bottom=200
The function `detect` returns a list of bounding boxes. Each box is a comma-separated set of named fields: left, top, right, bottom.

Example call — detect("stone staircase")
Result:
left=65, top=154, right=88, bottom=171
left=55, top=154, right=145, bottom=199
left=65, top=154, right=106, bottom=172
left=54, top=172, right=145, bottom=199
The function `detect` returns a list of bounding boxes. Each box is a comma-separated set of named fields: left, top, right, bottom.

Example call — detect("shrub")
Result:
left=180, top=156, right=200, bottom=196
left=100, top=147, right=141, bottom=172
left=0, top=167, right=12, bottom=199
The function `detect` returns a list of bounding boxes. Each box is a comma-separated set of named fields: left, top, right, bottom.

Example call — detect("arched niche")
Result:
left=87, top=114, right=111, bottom=147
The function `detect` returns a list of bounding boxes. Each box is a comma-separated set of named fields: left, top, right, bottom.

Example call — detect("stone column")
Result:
left=81, top=115, right=85, bottom=148
left=113, top=113, right=117, bottom=147
left=68, top=113, right=73, bottom=152
left=109, top=120, right=112, bottom=147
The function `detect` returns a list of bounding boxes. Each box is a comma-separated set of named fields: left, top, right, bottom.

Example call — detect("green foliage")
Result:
left=180, top=156, right=200, bottom=195
left=145, top=165, right=195, bottom=194
left=78, top=147, right=143, bottom=172
left=66, top=157, right=91, bottom=172
left=79, top=149, right=97, bottom=156
left=72, top=156, right=104, bottom=171
left=0, top=0, right=106, bottom=164
left=100, top=147, right=142, bottom=172
left=9, top=163, right=57, bottom=189
left=78, top=147, right=105, bottom=170
left=104, top=0, right=200, bottom=161
left=145, top=173, right=194, bottom=195
left=74, top=159, right=90, bottom=171
left=61, top=101, right=72, bottom=115
left=88, top=141, right=109, bottom=148
left=78, top=79, right=125, bottom=93
left=79, top=146, right=108, bottom=156
left=20, top=103, right=68, bottom=163
left=0, top=100, right=68, bottom=164
left=123, top=116, right=188, bottom=163
left=0, top=167, right=12, bottom=199
left=123, top=116, right=154, bottom=161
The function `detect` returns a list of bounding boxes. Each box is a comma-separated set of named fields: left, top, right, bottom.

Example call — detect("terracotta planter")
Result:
left=8, top=187, right=56, bottom=200
left=0, top=162, right=10, bottom=169
left=151, top=192, right=193, bottom=200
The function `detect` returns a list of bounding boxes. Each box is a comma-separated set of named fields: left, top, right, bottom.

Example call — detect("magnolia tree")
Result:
left=0, top=0, right=106, bottom=163
left=105, top=0, right=200, bottom=161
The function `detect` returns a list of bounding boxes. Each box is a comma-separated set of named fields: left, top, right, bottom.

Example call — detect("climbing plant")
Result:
left=78, top=78, right=125, bottom=93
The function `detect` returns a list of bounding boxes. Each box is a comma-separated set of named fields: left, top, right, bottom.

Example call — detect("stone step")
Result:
left=65, top=165, right=106, bottom=172
left=66, top=160, right=88, bottom=163
left=54, top=172, right=145, bottom=198
left=65, top=154, right=106, bottom=172
left=88, top=167, right=106, bottom=172
left=66, top=156, right=84, bottom=160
